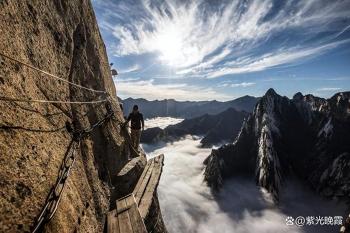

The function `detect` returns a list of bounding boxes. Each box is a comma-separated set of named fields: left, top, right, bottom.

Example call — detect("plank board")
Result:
left=126, top=195, right=148, bottom=233
left=107, top=209, right=120, bottom=233
left=108, top=194, right=148, bottom=233
left=107, top=154, right=164, bottom=233
left=133, top=160, right=155, bottom=205
left=133, top=158, right=154, bottom=195
left=138, top=155, right=164, bottom=218
left=117, top=196, right=133, bottom=233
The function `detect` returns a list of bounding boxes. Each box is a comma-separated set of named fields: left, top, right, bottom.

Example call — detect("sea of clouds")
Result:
left=142, top=118, right=346, bottom=233
left=144, top=117, right=184, bottom=129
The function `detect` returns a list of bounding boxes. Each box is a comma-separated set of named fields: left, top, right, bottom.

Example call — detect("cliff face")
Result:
left=204, top=89, right=350, bottom=204
left=0, top=1, right=148, bottom=232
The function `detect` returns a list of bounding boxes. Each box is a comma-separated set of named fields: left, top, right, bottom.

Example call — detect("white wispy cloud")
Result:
left=219, top=82, right=256, bottom=88
left=316, top=87, right=342, bottom=92
left=114, top=76, right=140, bottom=82
left=206, top=39, right=350, bottom=78
left=119, top=64, right=141, bottom=73
left=115, top=79, right=232, bottom=101
left=99, top=0, right=350, bottom=78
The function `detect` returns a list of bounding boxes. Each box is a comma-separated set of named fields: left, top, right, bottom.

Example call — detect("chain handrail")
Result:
left=31, top=105, right=115, bottom=233
left=0, top=48, right=144, bottom=231
left=31, top=140, right=79, bottom=233
left=0, top=50, right=143, bottom=233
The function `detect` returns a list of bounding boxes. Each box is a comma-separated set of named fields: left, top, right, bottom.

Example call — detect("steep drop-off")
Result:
left=0, top=1, right=165, bottom=232
left=204, top=89, right=350, bottom=205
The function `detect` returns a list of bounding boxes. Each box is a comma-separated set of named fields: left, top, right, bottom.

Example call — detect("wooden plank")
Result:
left=126, top=194, right=148, bottom=233
left=133, top=160, right=155, bottom=205
left=138, top=155, right=164, bottom=218
left=107, top=154, right=164, bottom=233
left=134, top=160, right=154, bottom=205
left=115, top=194, right=134, bottom=214
left=133, top=159, right=153, bottom=195
left=133, top=158, right=153, bottom=192
left=107, top=209, right=120, bottom=233
left=117, top=197, right=133, bottom=233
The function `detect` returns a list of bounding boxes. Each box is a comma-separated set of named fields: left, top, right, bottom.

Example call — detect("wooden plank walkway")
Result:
left=133, top=154, right=164, bottom=219
left=107, top=194, right=147, bottom=233
left=107, top=154, right=164, bottom=233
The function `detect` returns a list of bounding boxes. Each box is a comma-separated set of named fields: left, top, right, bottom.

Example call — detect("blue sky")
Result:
left=92, top=0, right=350, bottom=101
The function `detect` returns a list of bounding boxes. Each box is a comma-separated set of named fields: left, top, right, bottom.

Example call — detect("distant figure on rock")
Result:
left=125, top=105, right=144, bottom=151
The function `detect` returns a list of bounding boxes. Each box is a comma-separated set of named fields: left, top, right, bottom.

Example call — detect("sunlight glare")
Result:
left=154, top=26, right=185, bottom=67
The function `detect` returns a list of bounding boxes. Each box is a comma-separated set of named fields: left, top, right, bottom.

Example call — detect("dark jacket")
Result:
left=127, top=112, right=144, bottom=130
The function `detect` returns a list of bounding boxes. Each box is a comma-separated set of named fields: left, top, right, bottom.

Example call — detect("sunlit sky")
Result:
left=92, top=0, right=350, bottom=101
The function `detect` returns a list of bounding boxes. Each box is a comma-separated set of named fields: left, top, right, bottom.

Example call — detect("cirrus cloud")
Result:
left=115, top=78, right=232, bottom=101
left=95, top=0, right=350, bottom=78
left=316, top=87, right=342, bottom=92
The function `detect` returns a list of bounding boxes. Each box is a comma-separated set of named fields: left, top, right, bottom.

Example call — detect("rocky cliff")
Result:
left=204, top=89, right=350, bottom=206
left=0, top=1, right=165, bottom=232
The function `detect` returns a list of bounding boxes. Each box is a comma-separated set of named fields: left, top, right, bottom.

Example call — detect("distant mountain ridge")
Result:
left=141, top=108, right=249, bottom=147
left=120, top=95, right=259, bottom=119
left=204, top=89, right=350, bottom=204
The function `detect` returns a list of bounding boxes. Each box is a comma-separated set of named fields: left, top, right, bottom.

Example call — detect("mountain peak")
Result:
left=293, top=92, right=304, bottom=100
left=330, top=91, right=350, bottom=100
left=265, top=88, right=278, bottom=97
left=204, top=89, right=350, bottom=204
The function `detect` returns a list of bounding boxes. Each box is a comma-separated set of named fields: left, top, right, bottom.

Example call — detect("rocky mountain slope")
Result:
left=121, top=95, right=258, bottom=119
left=204, top=89, right=350, bottom=205
left=0, top=1, right=166, bottom=232
left=141, top=108, right=248, bottom=147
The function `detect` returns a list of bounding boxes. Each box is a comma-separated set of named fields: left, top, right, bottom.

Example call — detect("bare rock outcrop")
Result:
left=0, top=1, right=166, bottom=232
left=204, top=89, right=350, bottom=205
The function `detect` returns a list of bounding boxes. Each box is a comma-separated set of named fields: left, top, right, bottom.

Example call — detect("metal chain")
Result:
left=31, top=140, right=79, bottom=233
left=31, top=107, right=115, bottom=233
left=83, top=111, right=114, bottom=134
left=29, top=104, right=144, bottom=232
left=0, top=51, right=126, bottom=232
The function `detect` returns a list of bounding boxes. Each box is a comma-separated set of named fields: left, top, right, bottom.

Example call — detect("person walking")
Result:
left=124, top=105, right=144, bottom=151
